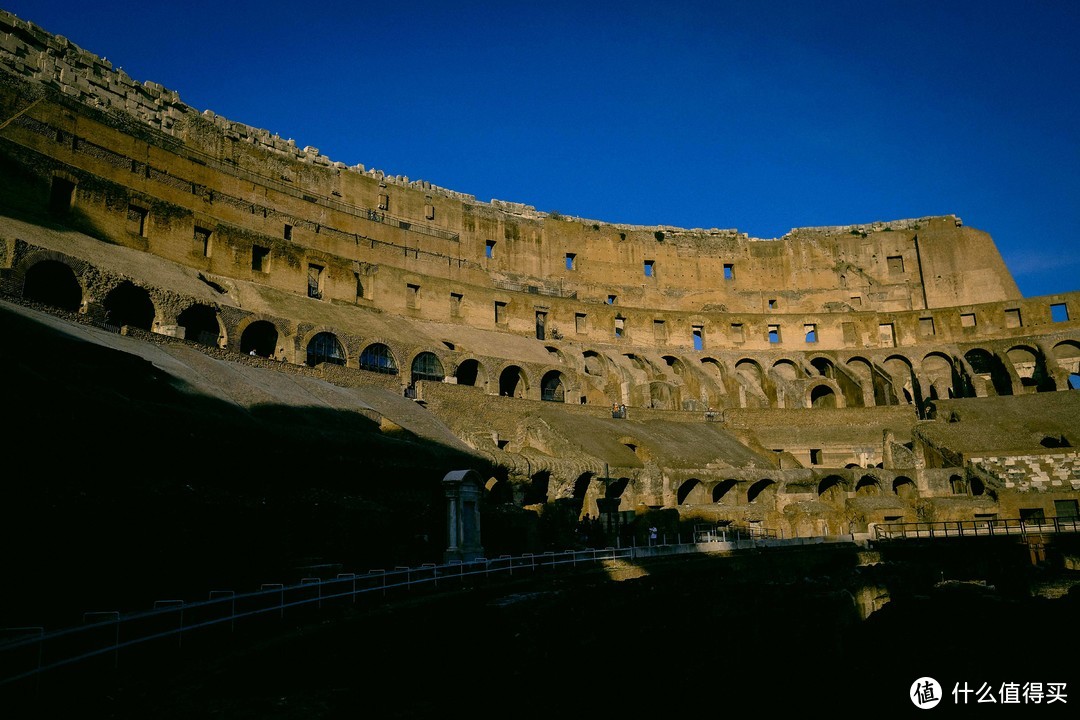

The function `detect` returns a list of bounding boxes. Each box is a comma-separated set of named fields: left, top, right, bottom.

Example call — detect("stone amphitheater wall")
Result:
left=1, top=8, right=1079, bottom=534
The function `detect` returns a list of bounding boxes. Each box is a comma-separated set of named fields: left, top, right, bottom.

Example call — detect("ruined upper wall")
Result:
left=0, top=8, right=1025, bottom=315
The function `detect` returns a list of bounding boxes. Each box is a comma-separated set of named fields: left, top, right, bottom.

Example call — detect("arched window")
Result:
left=541, top=371, right=565, bottom=402
left=411, top=352, right=445, bottom=383
left=306, top=332, right=346, bottom=367
left=360, top=343, right=398, bottom=374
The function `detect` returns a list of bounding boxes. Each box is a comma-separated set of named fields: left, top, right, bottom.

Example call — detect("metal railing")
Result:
left=873, top=516, right=1080, bottom=540
left=1, top=547, right=637, bottom=689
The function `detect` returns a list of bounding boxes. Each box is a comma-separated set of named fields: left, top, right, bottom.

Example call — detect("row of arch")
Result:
left=18, top=257, right=1080, bottom=412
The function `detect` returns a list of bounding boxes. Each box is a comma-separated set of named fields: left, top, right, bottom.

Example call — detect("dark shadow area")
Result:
left=0, top=303, right=489, bottom=631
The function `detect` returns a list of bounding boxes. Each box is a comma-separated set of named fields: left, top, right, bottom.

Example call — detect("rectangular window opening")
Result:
left=768, top=298, right=778, bottom=310
left=692, top=325, right=704, bottom=351
left=607, top=294, right=617, bottom=305
left=407, top=283, right=420, bottom=309
left=378, top=193, right=389, bottom=211
left=494, top=300, right=507, bottom=324
left=425, top=203, right=435, bottom=220
left=887, top=255, right=904, bottom=274
left=810, top=449, right=823, bottom=465
left=307, top=264, right=324, bottom=299
left=450, top=292, right=463, bottom=317
left=127, top=204, right=148, bottom=236
left=1051, top=303, right=1070, bottom=323
left=355, top=273, right=365, bottom=300
left=485, top=240, right=496, bottom=259
left=723, top=263, right=734, bottom=280
left=49, top=177, right=76, bottom=214
left=878, top=323, right=896, bottom=347
left=615, top=317, right=625, bottom=338
left=566, top=253, right=576, bottom=270
left=850, top=296, right=862, bottom=307
left=804, top=324, right=817, bottom=343
left=644, top=260, right=654, bottom=277
left=252, top=245, right=270, bottom=273
left=768, top=324, right=781, bottom=344
left=536, top=311, right=547, bottom=341
left=575, top=313, right=587, bottom=334
left=194, top=226, right=212, bottom=257
left=283, top=224, right=293, bottom=241
left=653, top=319, right=666, bottom=342
left=731, top=323, right=745, bottom=343
left=960, top=313, right=976, bottom=328
left=1005, top=308, right=1022, bottom=328
left=919, top=317, right=936, bottom=336
left=842, top=322, right=856, bottom=344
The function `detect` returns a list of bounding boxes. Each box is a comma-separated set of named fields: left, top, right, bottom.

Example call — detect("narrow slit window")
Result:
left=692, top=325, right=704, bottom=351
left=575, top=312, right=586, bottom=333
left=194, top=226, right=212, bottom=257
left=494, top=300, right=507, bottom=324
left=644, top=260, right=655, bottom=277
left=566, top=253, right=576, bottom=270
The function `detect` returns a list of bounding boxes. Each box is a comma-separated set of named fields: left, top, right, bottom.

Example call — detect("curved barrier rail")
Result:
left=0, top=547, right=640, bottom=689
left=873, top=516, right=1080, bottom=540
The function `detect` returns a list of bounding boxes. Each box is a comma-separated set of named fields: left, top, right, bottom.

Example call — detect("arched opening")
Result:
left=811, top=357, right=835, bottom=378
left=971, top=477, right=985, bottom=496
left=817, top=475, right=847, bottom=499
left=949, top=474, right=968, bottom=494
left=964, top=348, right=1012, bottom=396
left=22, top=260, right=81, bottom=312
left=747, top=479, right=775, bottom=504
left=306, top=331, right=346, bottom=367
left=772, top=359, right=800, bottom=381
left=647, top=381, right=675, bottom=410
left=1007, top=346, right=1055, bottom=392
left=455, top=358, right=481, bottom=387
left=524, top=471, right=550, bottom=506
left=583, top=351, right=606, bottom=377
left=713, top=479, right=738, bottom=503
left=572, top=472, right=594, bottom=501
left=499, top=366, right=526, bottom=397
left=240, top=320, right=279, bottom=358
left=810, top=384, right=837, bottom=408
left=893, top=476, right=916, bottom=498
left=103, top=280, right=154, bottom=331
left=883, top=355, right=918, bottom=407
left=359, top=343, right=398, bottom=374
left=484, top=467, right=514, bottom=505
left=177, top=304, right=220, bottom=348
left=922, top=352, right=960, bottom=401
left=605, top=478, right=629, bottom=499
left=410, top=352, right=445, bottom=384
left=1051, top=341, right=1080, bottom=387
left=677, top=478, right=706, bottom=505
left=855, top=475, right=879, bottom=496
left=540, top=370, right=566, bottom=402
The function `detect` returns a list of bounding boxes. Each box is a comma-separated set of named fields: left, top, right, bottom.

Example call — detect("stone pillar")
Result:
left=443, top=469, right=484, bottom=563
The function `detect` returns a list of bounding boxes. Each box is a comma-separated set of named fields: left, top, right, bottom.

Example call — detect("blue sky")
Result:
left=5, top=1, right=1078, bottom=298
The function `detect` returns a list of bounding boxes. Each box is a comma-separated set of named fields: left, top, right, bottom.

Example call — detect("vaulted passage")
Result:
left=22, top=260, right=81, bottom=312
left=240, top=320, right=279, bottom=358
left=103, top=281, right=154, bottom=331
left=306, top=331, right=346, bottom=367
left=177, top=304, right=220, bottom=347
